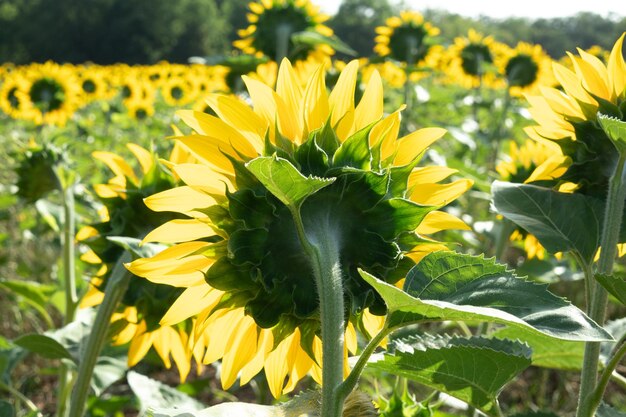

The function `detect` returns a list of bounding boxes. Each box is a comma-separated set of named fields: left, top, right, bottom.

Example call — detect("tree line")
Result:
left=0, top=0, right=623, bottom=65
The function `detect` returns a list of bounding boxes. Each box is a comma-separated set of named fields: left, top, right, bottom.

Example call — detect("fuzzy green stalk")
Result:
left=290, top=206, right=345, bottom=417
left=488, top=88, right=512, bottom=171
left=576, top=153, right=626, bottom=417
left=56, top=177, right=78, bottom=417
left=586, top=339, right=626, bottom=413
left=68, top=253, right=132, bottom=417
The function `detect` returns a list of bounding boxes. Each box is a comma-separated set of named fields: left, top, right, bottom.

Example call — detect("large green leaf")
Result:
left=491, top=181, right=602, bottom=264
left=596, top=273, right=626, bottom=305
left=128, top=371, right=204, bottom=417
left=13, top=334, right=72, bottom=360
left=359, top=252, right=611, bottom=341
left=246, top=155, right=335, bottom=210
left=369, top=335, right=531, bottom=416
left=597, top=403, right=626, bottom=417
left=492, top=327, right=584, bottom=370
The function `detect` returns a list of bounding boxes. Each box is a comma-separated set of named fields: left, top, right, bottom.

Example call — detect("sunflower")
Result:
left=78, top=142, right=201, bottom=381
left=76, top=66, right=109, bottom=103
left=0, top=70, right=29, bottom=119
left=443, top=29, right=507, bottom=89
left=161, top=77, right=195, bottom=107
left=524, top=32, right=626, bottom=198
left=374, top=11, right=440, bottom=66
left=126, top=59, right=472, bottom=397
left=233, top=0, right=334, bottom=62
left=14, top=62, right=81, bottom=126
left=495, top=41, right=555, bottom=97
left=497, top=140, right=573, bottom=259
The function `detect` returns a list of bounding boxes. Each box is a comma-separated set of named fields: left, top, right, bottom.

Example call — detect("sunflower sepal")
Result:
left=332, top=121, right=376, bottom=170
left=246, top=154, right=336, bottom=210
left=597, top=112, right=626, bottom=156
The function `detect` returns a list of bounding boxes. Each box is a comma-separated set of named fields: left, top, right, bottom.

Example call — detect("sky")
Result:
left=316, top=0, right=624, bottom=19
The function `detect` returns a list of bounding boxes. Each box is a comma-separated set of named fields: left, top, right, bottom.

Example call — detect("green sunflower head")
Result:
left=15, top=142, right=65, bottom=203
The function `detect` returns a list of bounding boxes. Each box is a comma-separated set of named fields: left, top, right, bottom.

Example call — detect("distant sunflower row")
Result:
left=0, top=2, right=613, bottom=126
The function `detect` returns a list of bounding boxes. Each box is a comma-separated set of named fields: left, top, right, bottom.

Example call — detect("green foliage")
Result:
left=246, top=155, right=336, bottom=210
left=369, top=335, right=531, bottom=416
left=13, top=334, right=72, bottom=360
left=0, top=0, right=229, bottom=64
left=127, top=371, right=204, bottom=416
left=360, top=252, right=611, bottom=341
left=596, top=273, right=626, bottom=306
left=492, top=181, right=603, bottom=264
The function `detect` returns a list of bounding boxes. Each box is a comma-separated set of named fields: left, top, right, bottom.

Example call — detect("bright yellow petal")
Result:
left=394, top=128, right=447, bottom=166
left=353, top=70, right=383, bottom=132
left=161, top=284, right=222, bottom=326
left=172, top=163, right=233, bottom=194
left=302, top=64, right=329, bottom=133
left=202, top=308, right=244, bottom=365
left=607, top=33, right=626, bottom=100
left=276, top=59, right=304, bottom=143
left=525, top=155, right=571, bottom=183
left=410, top=179, right=473, bottom=206
left=204, top=94, right=265, bottom=152
left=177, top=110, right=260, bottom=157
left=221, top=315, right=259, bottom=389
left=126, top=143, right=153, bottom=175
left=128, top=323, right=154, bottom=366
left=408, top=166, right=458, bottom=188
left=416, top=210, right=470, bottom=235
left=240, top=328, right=274, bottom=385
left=329, top=60, right=359, bottom=127
left=144, top=186, right=217, bottom=213
left=92, top=151, right=137, bottom=182
left=264, top=329, right=301, bottom=398
left=142, top=219, right=216, bottom=244
left=172, top=135, right=237, bottom=174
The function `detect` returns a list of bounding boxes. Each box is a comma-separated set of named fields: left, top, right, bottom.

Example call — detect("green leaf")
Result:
left=598, top=112, right=626, bottom=155
left=332, top=122, right=374, bottom=170
left=508, top=411, right=561, bottom=417
left=369, top=335, right=531, bottom=416
left=34, top=199, right=62, bottom=232
left=13, top=334, right=73, bottom=360
left=597, top=403, right=626, bottom=417
left=246, top=155, right=335, bottom=209
left=360, top=252, right=611, bottom=341
left=492, top=327, right=584, bottom=370
left=0, top=401, right=14, bottom=417
left=127, top=371, right=204, bottom=417
left=596, top=273, right=626, bottom=305
left=0, top=279, right=57, bottom=323
left=291, top=30, right=357, bottom=56
left=492, top=181, right=602, bottom=264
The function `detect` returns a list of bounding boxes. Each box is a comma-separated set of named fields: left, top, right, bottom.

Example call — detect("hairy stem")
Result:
left=68, top=253, right=132, bottom=417
left=290, top=207, right=345, bottom=417
left=577, top=154, right=626, bottom=417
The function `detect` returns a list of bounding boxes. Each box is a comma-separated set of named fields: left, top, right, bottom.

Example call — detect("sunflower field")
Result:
left=1, top=1, right=625, bottom=417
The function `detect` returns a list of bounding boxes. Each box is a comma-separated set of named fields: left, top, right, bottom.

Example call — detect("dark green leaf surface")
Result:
left=491, top=181, right=602, bottom=263
left=369, top=335, right=531, bottom=416
left=13, top=334, right=72, bottom=360
left=596, top=273, right=626, bottom=305
left=360, top=252, right=611, bottom=341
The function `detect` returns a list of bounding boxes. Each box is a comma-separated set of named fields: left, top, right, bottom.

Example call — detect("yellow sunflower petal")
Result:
left=128, top=323, right=154, bottom=366
left=354, top=70, right=383, bottom=132
left=204, top=94, right=265, bottom=151
left=329, top=60, right=359, bottom=127
left=607, top=33, right=626, bottom=100
left=173, top=163, right=233, bottom=194
left=394, top=127, right=447, bottom=166
left=410, top=179, right=473, bottom=206
left=142, top=219, right=216, bottom=244
left=302, top=64, right=329, bottom=133
left=92, top=151, right=137, bottom=182
left=221, top=315, right=259, bottom=389
left=408, top=166, right=458, bottom=188
left=416, top=210, right=470, bottom=235
left=160, top=284, right=222, bottom=326
left=240, top=328, right=274, bottom=385
left=264, top=329, right=301, bottom=398
left=144, top=186, right=217, bottom=213
left=126, top=143, right=153, bottom=175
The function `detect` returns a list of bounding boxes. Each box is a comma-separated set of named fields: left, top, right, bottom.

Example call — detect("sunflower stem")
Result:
left=68, top=253, right=132, bottom=417
left=576, top=153, right=626, bottom=417
left=56, top=173, right=78, bottom=417
left=289, top=207, right=345, bottom=417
